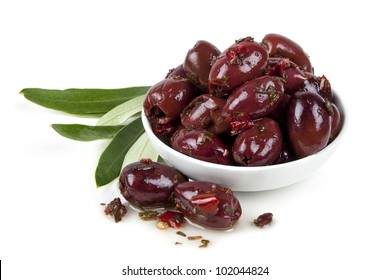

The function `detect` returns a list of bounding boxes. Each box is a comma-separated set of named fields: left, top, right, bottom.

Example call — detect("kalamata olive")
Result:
left=165, top=64, right=188, bottom=79
left=329, top=102, right=341, bottom=142
left=170, top=128, right=233, bottom=165
left=119, top=158, right=188, bottom=208
left=183, top=40, right=221, bottom=91
left=174, top=182, right=242, bottom=229
left=221, top=76, right=285, bottom=122
left=180, top=94, right=229, bottom=134
left=262, top=33, right=313, bottom=73
left=232, top=118, right=282, bottom=166
left=143, top=76, right=196, bottom=135
left=209, top=37, right=268, bottom=97
left=287, top=91, right=333, bottom=158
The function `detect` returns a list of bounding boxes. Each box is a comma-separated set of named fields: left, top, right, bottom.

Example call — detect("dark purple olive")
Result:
left=119, top=159, right=188, bottom=208
left=165, top=64, right=188, bottom=79
left=232, top=118, right=282, bottom=166
left=183, top=40, right=221, bottom=91
left=262, top=33, right=313, bottom=73
left=329, top=102, right=341, bottom=142
left=170, top=128, right=233, bottom=165
left=209, top=37, right=268, bottom=97
left=174, top=182, right=242, bottom=229
left=287, top=91, right=333, bottom=158
left=180, top=94, right=229, bottom=134
left=143, top=76, right=196, bottom=135
left=221, top=76, right=285, bottom=121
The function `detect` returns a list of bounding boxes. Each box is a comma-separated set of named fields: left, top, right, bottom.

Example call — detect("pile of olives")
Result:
left=119, top=159, right=241, bottom=229
left=143, top=34, right=341, bottom=166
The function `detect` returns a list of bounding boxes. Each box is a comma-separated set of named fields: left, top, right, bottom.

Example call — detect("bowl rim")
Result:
left=141, top=91, right=347, bottom=172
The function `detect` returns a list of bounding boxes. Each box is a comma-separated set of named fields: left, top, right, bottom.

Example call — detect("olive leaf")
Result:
left=97, top=94, right=145, bottom=126
left=20, top=86, right=150, bottom=114
left=95, top=117, right=144, bottom=187
left=121, top=132, right=159, bottom=168
left=51, top=124, right=124, bottom=141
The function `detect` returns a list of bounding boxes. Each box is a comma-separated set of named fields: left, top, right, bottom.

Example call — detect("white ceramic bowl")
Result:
left=142, top=92, right=347, bottom=192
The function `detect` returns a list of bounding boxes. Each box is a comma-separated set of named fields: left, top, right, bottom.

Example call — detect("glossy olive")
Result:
left=170, top=128, right=233, bottom=165
left=262, top=33, right=313, bottom=73
left=232, top=118, right=282, bottom=166
left=174, top=181, right=242, bottom=229
left=181, top=94, right=229, bottom=134
left=183, top=40, right=221, bottom=91
left=287, top=91, right=332, bottom=158
left=143, top=76, right=196, bottom=135
left=119, top=159, right=188, bottom=208
left=221, top=76, right=285, bottom=121
left=209, top=37, right=268, bottom=97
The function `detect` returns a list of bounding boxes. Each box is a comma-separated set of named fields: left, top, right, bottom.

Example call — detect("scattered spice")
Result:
left=175, top=242, right=183, bottom=245
left=139, top=210, right=159, bottom=221
left=187, top=235, right=203, bottom=240
left=199, top=239, right=210, bottom=248
left=100, top=203, right=106, bottom=206
left=176, top=231, right=187, bottom=237
left=104, top=198, right=127, bottom=223
left=254, top=212, right=273, bottom=228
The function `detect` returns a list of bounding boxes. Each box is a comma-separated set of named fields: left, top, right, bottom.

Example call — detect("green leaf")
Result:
left=97, top=94, right=144, bottom=126
left=121, top=132, right=159, bottom=168
left=95, top=117, right=144, bottom=187
left=20, top=86, right=150, bottom=114
left=51, top=124, right=124, bottom=141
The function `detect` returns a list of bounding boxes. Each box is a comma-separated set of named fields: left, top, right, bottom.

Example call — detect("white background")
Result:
left=1, top=0, right=390, bottom=279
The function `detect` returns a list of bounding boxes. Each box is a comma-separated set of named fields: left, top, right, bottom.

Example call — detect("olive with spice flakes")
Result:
left=287, top=91, right=333, bottom=158
left=170, top=128, right=233, bottom=165
left=262, top=33, right=313, bottom=73
left=221, top=76, right=285, bottom=122
left=174, top=182, right=242, bottom=229
left=209, top=37, right=269, bottom=97
left=183, top=40, right=221, bottom=91
left=119, top=159, right=188, bottom=208
left=232, top=118, right=282, bottom=166
left=143, top=76, right=196, bottom=135
left=180, top=94, right=229, bottom=134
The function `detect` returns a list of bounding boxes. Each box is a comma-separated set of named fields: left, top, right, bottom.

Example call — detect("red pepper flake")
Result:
left=225, top=112, right=254, bottom=135
left=191, top=193, right=219, bottom=216
left=159, top=210, right=185, bottom=229
left=226, top=45, right=249, bottom=65
left=104, top=198, right=127, bottom=223
left=254, top=212, right=273, bottom=228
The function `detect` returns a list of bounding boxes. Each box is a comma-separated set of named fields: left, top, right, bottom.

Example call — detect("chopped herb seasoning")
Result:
left=199, top=239, right=210, bottom=248
left=187, top=235, right=203, bottom=240
left=176, top=231, right=187, bottom=237
left=104, top=198, right=127, bottom=223
left=139, top=210, right=159, bottom=221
